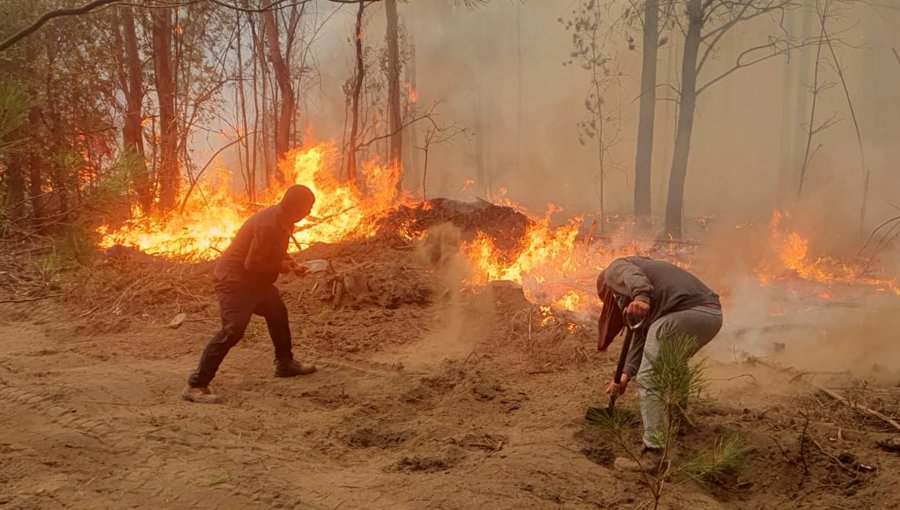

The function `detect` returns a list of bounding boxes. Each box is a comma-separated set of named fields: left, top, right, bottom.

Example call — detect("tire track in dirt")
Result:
left=0, top=380, right=113, bottom=439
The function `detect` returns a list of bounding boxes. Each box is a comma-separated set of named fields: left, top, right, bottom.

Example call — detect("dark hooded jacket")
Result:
left=213, top=204, right=294, bottom=287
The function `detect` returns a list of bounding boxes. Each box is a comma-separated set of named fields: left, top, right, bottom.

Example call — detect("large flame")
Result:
left=463, top=208, right=650, bottom=315
left=98, top=152, right=898, bottom=321
left=759, top=210, right=898, bottom=294
left=97, top=143, right=401, bottom=260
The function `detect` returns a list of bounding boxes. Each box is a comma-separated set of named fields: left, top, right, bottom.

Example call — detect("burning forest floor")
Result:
left=1, top=199, right=899, bottom=510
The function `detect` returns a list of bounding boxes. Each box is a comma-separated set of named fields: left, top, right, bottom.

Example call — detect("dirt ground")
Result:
left=1, top=224, right=899, bottom=509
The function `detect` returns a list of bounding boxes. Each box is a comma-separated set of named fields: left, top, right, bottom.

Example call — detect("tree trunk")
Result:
left=262, top=1, right=293, bottom=180
left=404, top=13, right=420, bottom=193
left=151, top=8, right=179, bottom=213
left=27, top=105, right=44, bottom=224
left=235, top=10, right=255, bottom=202
left=248, top=14, right=272, bottom=189
left=6, top=157, right=26, bottom=219
left=634, top=0, right=658, bottom=218
left=385, top=0, right=402, bottom=181
left=789, top=7, right=815, bottom=200
left=473, top=12, right=491, bottom=198
left=120, top=6, right=150, bottom=213
left=664, top=0, right=702, bottom=238
left=345, top=0, right=365, bottom=184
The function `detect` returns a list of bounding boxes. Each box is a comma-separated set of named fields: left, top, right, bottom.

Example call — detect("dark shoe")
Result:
left=273, top=359, right=317, bottom=378
left=181, top=385, right=223, bottom=404
left=613, top=447, right=664, bottom=472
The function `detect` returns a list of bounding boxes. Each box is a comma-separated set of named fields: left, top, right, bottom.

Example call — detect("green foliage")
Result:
left=683, top=434, right=748, bottom=484
left=0, top=79, right=26, bottom=154
left=103, top=150, right=145, bottom=205
left=584, top=332, right=747, bottom=509
left=559, top=0, right=623, bottom=146
left=33, top=251, right=69, bottom=283
left=586, top=404, right=637, bottom=431
left=642, top=332, right=709, bottom=423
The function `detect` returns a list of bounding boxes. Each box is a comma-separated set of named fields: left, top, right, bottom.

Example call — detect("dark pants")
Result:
left=188, top=281, right=293, bottom=387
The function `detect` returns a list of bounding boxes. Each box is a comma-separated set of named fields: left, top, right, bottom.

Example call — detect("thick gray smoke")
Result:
left=301, top=1, right=900, bottom=235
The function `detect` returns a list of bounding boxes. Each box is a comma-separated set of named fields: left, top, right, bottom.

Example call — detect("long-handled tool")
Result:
left=586, top=313, right=643, bottom=421
left=607, top=314, right=642, bottom=413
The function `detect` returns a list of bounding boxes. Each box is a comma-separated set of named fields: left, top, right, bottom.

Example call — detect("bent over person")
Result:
left=182, top=185, right=318, bottom=404
left=596, top=256, right=723, bottom=471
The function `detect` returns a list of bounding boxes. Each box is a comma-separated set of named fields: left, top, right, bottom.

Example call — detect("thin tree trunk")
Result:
left=473, top=12, right=491, bottom=198
left=797, top=18, right=826, bottom=199
left=385, top=0, right=402, bottom=184
left=515, top=3, right=522, bottom=178
left=249, top=14, right=271, bottom=189
left=819, top=5, right=867, bottom=232
left=405, top=12, right=420, bottom=193
left=664, top=0, right=702, bottom=238
left=119, top=6, right=150, bottom=213
left=151, top=8, right=179, bottom=213
left=27, top=107, right=44, bottom=224
left=346, top=0, right=365, bottom=184
left=250, top=28, right=261, bottom=196
left=791, top=6, right=815, bottom=198
left=236, top=10, right=255, bottom=201
left=634, top=0, right=658, bottom=219
left=6, top=157, right=26, bottom=219
left=262, top=0, right=293, bottom=180
left=776, top=9, right=795, bottom=209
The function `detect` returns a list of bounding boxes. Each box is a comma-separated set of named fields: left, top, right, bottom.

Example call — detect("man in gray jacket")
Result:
left=596, top=256, right=723, bottom=471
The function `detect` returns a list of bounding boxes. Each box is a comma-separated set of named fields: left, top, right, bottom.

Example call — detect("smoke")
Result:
left=296, top=1, right=900, bottom=233
left=706, top=282, right=900, bottom=385
left=403, top=223, right=491, bottom=367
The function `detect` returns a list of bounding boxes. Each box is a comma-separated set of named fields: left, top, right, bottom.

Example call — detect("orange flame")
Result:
left=758, top=210, right=899, bottom=294
left=97, top=143, right=402, bottom=260
left=463, top=207, right=649, bottom=315
left=403, top=82, right=417, bottom=104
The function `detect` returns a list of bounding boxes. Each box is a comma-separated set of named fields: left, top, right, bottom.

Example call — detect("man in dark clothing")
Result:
left=182, top=185, right=318, bottom=404
left=596, top=256, right=723, bottom=471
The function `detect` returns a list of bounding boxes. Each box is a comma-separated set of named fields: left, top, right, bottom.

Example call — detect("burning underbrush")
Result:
left=57, top=198, right=599, bottom=370
left=89, top=142, right=900, bottom=327
left=6, top=141, right=893, bottom=376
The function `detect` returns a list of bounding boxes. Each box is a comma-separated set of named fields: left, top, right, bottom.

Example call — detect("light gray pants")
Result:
left=637, top=305, right=723, bottom=448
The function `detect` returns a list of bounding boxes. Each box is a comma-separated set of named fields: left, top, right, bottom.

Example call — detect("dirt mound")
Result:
left=373, top=198, right=531, bottom=252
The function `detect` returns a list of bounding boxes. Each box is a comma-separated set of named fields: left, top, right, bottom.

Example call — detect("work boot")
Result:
left=613, top=447, right=664, bottom=473
left=273, top=359, right=317, bottom=378
left=181, top=385, right=223, bottom=404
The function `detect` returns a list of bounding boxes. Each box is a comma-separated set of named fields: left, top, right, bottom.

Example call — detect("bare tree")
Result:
left=345, top=0, right=368, bottom=184
left=151, top=7, right=179, bottom=212
left=262, top=0, right=294, bottom=182
left=664, top=0, right=814, bottom=238
left=113, top=6, right=151, bottom=212
left=384, top=0, right=403, bottom=180
left=562, top=0, right=625, bottom=233
left=634, top=0, right=659, bottom=219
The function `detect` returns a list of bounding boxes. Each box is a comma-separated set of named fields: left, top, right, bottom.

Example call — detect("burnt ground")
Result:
left=0, top=202, right=898, bottom=510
